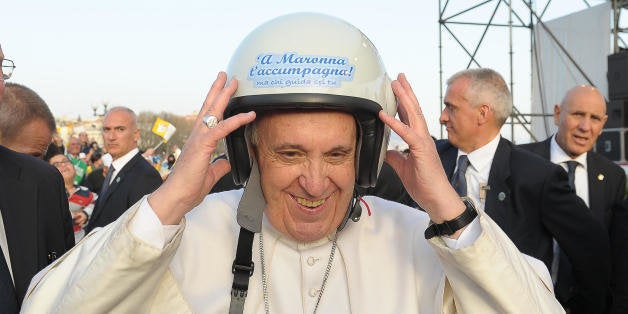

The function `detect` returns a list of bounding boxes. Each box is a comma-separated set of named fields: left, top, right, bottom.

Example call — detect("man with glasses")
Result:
left=0, top=44, right=74, bottom=312
left=1, top=57, right=14, bottom=81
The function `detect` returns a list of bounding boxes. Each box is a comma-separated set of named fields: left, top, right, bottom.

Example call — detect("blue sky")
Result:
left=2, top=0, right=602, bottom=142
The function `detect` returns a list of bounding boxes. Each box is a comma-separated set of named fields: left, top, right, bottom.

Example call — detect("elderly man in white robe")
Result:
left=21, top=13, right=563, bottom=314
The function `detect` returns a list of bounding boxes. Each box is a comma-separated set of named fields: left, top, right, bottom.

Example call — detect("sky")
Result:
left=2, top=0, right=607, bottom=144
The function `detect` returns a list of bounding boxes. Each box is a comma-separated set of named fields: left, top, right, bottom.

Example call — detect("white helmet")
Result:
left=225, top=12, right=396, bottom=188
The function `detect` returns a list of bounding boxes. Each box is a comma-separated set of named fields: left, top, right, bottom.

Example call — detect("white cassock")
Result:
left=22, top=190, right=563, bottom=313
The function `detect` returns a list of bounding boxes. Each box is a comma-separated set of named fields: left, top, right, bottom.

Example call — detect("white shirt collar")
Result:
left=550, top=135, right=587, bottom=169
left=111, top=147, right=140, bottom=172
left=458, top=134, right=501, bottom=175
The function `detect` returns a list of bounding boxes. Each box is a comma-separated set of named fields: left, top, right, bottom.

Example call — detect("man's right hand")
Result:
left=147, top=72, right=256, bottom=225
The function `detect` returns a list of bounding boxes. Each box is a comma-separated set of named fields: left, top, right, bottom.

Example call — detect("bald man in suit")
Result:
left=85, top=107, right=162, bottom=233
left=520, top=85, right=627, bottom=313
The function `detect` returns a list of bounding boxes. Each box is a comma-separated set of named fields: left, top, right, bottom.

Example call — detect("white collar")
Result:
left=458, top=134, right=501, bottom=174
left=111, top=148, right=140, bottom=172
left=550, top=135, right=587, bottom=169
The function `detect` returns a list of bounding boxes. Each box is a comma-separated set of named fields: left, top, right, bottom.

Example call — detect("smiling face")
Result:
left=554, top=86, right=607, bottom=158
left=254, top=111, right=357, bottom=243
left=49, top=154, right=76, bottom=184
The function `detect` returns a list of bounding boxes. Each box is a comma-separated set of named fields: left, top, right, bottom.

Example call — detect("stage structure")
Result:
left=438, top=0, right=627, bottom=153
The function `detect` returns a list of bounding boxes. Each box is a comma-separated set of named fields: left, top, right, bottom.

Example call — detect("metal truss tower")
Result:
left=438, top=0, right=627, bottom=142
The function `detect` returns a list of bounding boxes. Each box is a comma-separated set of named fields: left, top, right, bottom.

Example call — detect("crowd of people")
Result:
left=0, top=12, right=626, bottom=314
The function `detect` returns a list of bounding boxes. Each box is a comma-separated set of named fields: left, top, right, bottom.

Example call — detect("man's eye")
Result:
left=278, top=151, right=301, bottom=158
left=326, top=151, right=352, bottom=164
left=329, top=152, right=347, bottom=158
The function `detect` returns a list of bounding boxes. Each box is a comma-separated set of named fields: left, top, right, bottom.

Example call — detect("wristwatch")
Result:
left=424, top=197, right=478, bottom=239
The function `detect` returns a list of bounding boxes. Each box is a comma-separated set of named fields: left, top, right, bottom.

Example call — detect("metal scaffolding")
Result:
left=438, top=0, right=627, bottom=142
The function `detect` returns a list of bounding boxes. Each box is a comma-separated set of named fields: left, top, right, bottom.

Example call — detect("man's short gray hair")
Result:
left=446, top=68, right=512, bottom=126
left=104, top=106, right=138, bottom=129
left=0, top=82, right=56, bottom=142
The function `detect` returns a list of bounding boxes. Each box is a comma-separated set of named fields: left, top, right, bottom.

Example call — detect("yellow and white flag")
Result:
left=152, top=118, right=177, bottom=142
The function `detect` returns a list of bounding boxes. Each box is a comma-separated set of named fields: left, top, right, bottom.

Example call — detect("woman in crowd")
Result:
left=49, top=153, right=97, bottom=242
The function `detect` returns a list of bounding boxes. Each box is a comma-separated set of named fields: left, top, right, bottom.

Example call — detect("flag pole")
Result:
left=153, top=141, right=164, bottom=151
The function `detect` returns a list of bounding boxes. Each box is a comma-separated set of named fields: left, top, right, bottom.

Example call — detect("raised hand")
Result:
left=148, top=72, right=256, bottom=225
left=378, top=73, right=465, bottom=226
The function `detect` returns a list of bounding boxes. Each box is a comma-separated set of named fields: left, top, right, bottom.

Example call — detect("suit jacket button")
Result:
left=47, top=251, right=58, bottom=263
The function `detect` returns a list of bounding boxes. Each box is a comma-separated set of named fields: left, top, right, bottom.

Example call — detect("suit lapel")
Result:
left=92, top=153, right=141, bottom=224
left=586, top=153, right=605, bottom=223
left=486, top=138, right=512, bottom=217
left=436, top=140, right=457, bottom=180
left=539, top=138, right=552, bottom=160
left=0, top=151, right=38, bottom=292
left=98, top=153, right=141, bottom=204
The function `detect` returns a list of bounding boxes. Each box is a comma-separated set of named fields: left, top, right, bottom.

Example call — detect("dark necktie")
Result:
left=451, top=155, right=470, bottom=196
left=0, top=245, right=18, bottom=313
left=100, top=165, right=115, bottom=196
left=551, top=160, right=580, bottom=284
left=565, top=160, right=578, bottom=192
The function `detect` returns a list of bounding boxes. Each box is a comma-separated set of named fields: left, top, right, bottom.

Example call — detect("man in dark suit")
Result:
left=0, top=45, right=75, bottom=311
left=357, top=161, right=416, bottom=207
left=520, top=85, right=627, bottom=313
left=85, top=107, right=162, bottom=233
left=437, top=68, right=610, bottom=313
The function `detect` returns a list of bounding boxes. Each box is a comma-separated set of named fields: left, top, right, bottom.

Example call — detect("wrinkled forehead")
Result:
left=564, top=88, right=606, bottom=114
left=257, top=110, right=356, bottom=132
left=254, top=110, right=358, bottom=149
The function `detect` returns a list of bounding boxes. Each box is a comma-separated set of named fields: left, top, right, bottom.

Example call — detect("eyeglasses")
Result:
left=2, top=59, right=15, bottom=80
left=52, top=160, right=72, bottom=167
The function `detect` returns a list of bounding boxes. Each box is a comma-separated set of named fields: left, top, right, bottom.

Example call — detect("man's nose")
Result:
left=579, top=117, right=593, bottom=131
left=439, top=109, right=448, bottom=124
left=298, top=159, right=329, bottom=197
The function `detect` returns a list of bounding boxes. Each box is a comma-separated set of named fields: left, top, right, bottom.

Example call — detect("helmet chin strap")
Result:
left=230, top=159, right=265, bottom=314
left=236, top=159, right=265, bottom=233
left=337, top=190, right=362, bottom=232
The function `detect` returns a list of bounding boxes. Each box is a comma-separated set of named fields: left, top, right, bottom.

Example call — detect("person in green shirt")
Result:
left=67, top=136, right=87, bottom=185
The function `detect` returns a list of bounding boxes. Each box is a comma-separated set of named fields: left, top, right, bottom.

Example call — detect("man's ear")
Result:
left=598, top=115, right=609, bottom=136
left=478, top=104, right=491, bottom=124
left=553, top=104, right=561, bottom=126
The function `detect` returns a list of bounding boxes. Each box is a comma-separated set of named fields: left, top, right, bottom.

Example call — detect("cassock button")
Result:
left=498, top=192, right=506, bottom=201
left=307, top=256, right=319, bottom=266
left=309, top=288, right=320, bottom=297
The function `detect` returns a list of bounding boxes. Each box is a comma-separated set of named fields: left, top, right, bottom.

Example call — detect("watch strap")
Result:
left=424, top=197, right=478, bottom=239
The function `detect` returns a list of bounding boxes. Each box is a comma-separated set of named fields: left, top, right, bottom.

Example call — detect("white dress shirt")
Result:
left=108, top=148, right=140, bottom=184
left=0, top=213, right=14, bottom=284
left=550, top=135, right=589, bottom=206
left=456, top=134, right=501, bottom=211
